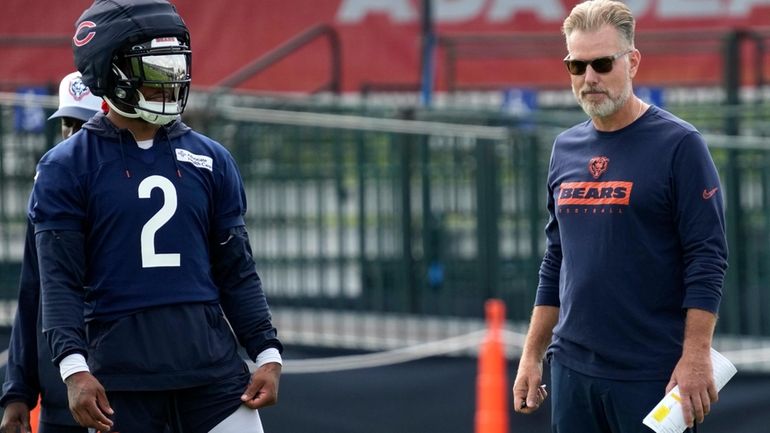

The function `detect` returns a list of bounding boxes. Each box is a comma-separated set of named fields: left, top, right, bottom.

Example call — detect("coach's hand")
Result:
left=0, top=401, right=31, bottom=433
left=241, top=362, right=281, bottom=409
left=667, top=351, right=717, bottom=428
left=65, top=371, right=114, bottom=432
left=513, top=359, right=548, bottom=414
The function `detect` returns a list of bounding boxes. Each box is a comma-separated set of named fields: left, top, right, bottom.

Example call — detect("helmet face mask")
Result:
left=106, top=37, right=192, bottom=125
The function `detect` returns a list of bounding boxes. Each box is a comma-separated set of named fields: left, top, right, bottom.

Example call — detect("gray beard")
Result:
left=576, top=83, right=632, bottom=118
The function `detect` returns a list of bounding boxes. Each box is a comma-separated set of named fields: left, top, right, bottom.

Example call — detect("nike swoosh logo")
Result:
left=702, top=187, right=718, bottom=199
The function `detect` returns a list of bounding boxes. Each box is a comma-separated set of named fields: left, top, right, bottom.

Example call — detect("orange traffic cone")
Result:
left=30, top=395, right=41, bottom=433
left=474, top=299, right=509, bottom=433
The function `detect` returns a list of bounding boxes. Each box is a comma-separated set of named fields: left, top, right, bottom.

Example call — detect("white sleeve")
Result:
left=59, top=353, right=90, bottom=381
left=255, top=347, right=282, bottom=368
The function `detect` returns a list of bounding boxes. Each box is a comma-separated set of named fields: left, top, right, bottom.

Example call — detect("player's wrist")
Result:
left=256, top=347, right=282, bottom=368
left=59, top=353, right=90, bottom=382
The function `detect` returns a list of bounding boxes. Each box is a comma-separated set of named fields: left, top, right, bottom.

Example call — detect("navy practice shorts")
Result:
left=550, top=358, right=698, bottom=433
left=106, top=369, right=250, bottom=433
left=39, top=422, right=87, bottom=433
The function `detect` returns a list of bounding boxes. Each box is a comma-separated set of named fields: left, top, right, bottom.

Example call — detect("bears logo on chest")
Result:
left=589, top=156, right=609, bottom=179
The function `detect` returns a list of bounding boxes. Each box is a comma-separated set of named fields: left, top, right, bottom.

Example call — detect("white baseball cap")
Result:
left=48, top=71, right=103, bottom=122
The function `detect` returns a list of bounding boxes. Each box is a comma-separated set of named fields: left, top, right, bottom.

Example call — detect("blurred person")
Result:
left=48, top=71, right=105, bottom=139
left=0, top=71, right=100, bottom=433
left=512, top=1, right=728, bottom=432
left=28, top=0, right=283, bottom=432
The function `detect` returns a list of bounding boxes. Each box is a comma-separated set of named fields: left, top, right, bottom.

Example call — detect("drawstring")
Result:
left=164, top=129, right=182, bottom=178
left=119, top=133, right=131, bottom=178
left=116, top=124, right=181, bottom=179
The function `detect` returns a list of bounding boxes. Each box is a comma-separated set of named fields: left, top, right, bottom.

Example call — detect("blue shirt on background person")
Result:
left=0, top=71, right=101, bottom=433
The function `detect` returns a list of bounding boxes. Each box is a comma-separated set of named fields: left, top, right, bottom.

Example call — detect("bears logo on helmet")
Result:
left=73, top=21, right=96, bottom=47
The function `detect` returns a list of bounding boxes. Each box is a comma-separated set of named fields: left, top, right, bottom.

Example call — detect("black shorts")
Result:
left=39, top=422, right=87, bottom=433
left=108, top=370, right=250, bottom=433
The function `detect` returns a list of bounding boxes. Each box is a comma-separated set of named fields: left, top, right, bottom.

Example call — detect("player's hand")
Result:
left=512, top=359, right=548, bottom=414
left=64, top=371, right=114, bottom=432
left=241, top=362, right=281, bottom=409
left=666, top=352, right=718, bottom=428
left=0, top=401, right=31, bottom=433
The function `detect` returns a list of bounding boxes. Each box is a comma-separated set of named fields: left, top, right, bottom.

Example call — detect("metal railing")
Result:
left=2, top=93, right=770, bottom=336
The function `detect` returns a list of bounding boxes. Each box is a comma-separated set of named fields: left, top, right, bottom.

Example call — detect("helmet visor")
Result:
left=126, top=37, right=190, bottom=87
left=130, top=52, right=187, bottom=104
left=120, top=37, right=191, bottom=115
left=133, top=53, right=188, bottom=85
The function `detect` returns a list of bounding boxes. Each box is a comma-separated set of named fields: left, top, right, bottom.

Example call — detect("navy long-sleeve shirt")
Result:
left=535, top=106, right=728, bottom=380
left=0, top=222, right=79, bottom=426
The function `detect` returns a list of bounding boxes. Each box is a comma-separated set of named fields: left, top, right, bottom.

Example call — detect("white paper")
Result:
left=642, top=348, right=737, bottom=433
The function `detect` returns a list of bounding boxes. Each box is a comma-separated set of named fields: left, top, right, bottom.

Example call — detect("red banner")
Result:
left=2, top=0, right=770, bottom=93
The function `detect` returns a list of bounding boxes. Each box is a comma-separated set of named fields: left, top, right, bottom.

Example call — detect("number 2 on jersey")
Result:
left=138, top=175, right=181, bottom=268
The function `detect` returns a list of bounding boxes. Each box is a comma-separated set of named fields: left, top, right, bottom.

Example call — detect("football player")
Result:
left=0, top=71, right=101, bottom=433
left=29, top=1, right=283, bottom=432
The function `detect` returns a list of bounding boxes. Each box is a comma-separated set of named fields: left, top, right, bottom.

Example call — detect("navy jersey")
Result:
left=30, top=114, right=244, bottom=320
left=29, top=113, right=280, bottom=389
left=535, top=106, right=728, bottom=380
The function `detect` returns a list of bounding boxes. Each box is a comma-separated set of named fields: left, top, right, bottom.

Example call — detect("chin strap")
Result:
left=106, top=65, right=180, bottom=125
left=104, top=95, right=178, bottom=126
left=103, top=96, right=141, bottom=120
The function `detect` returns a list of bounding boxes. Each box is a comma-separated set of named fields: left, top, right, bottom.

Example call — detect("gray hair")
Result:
left=562, top=0, right=635, bottom=48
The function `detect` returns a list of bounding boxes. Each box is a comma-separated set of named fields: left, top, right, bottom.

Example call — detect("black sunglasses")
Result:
left=563, top=49, right=633, bottom=75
